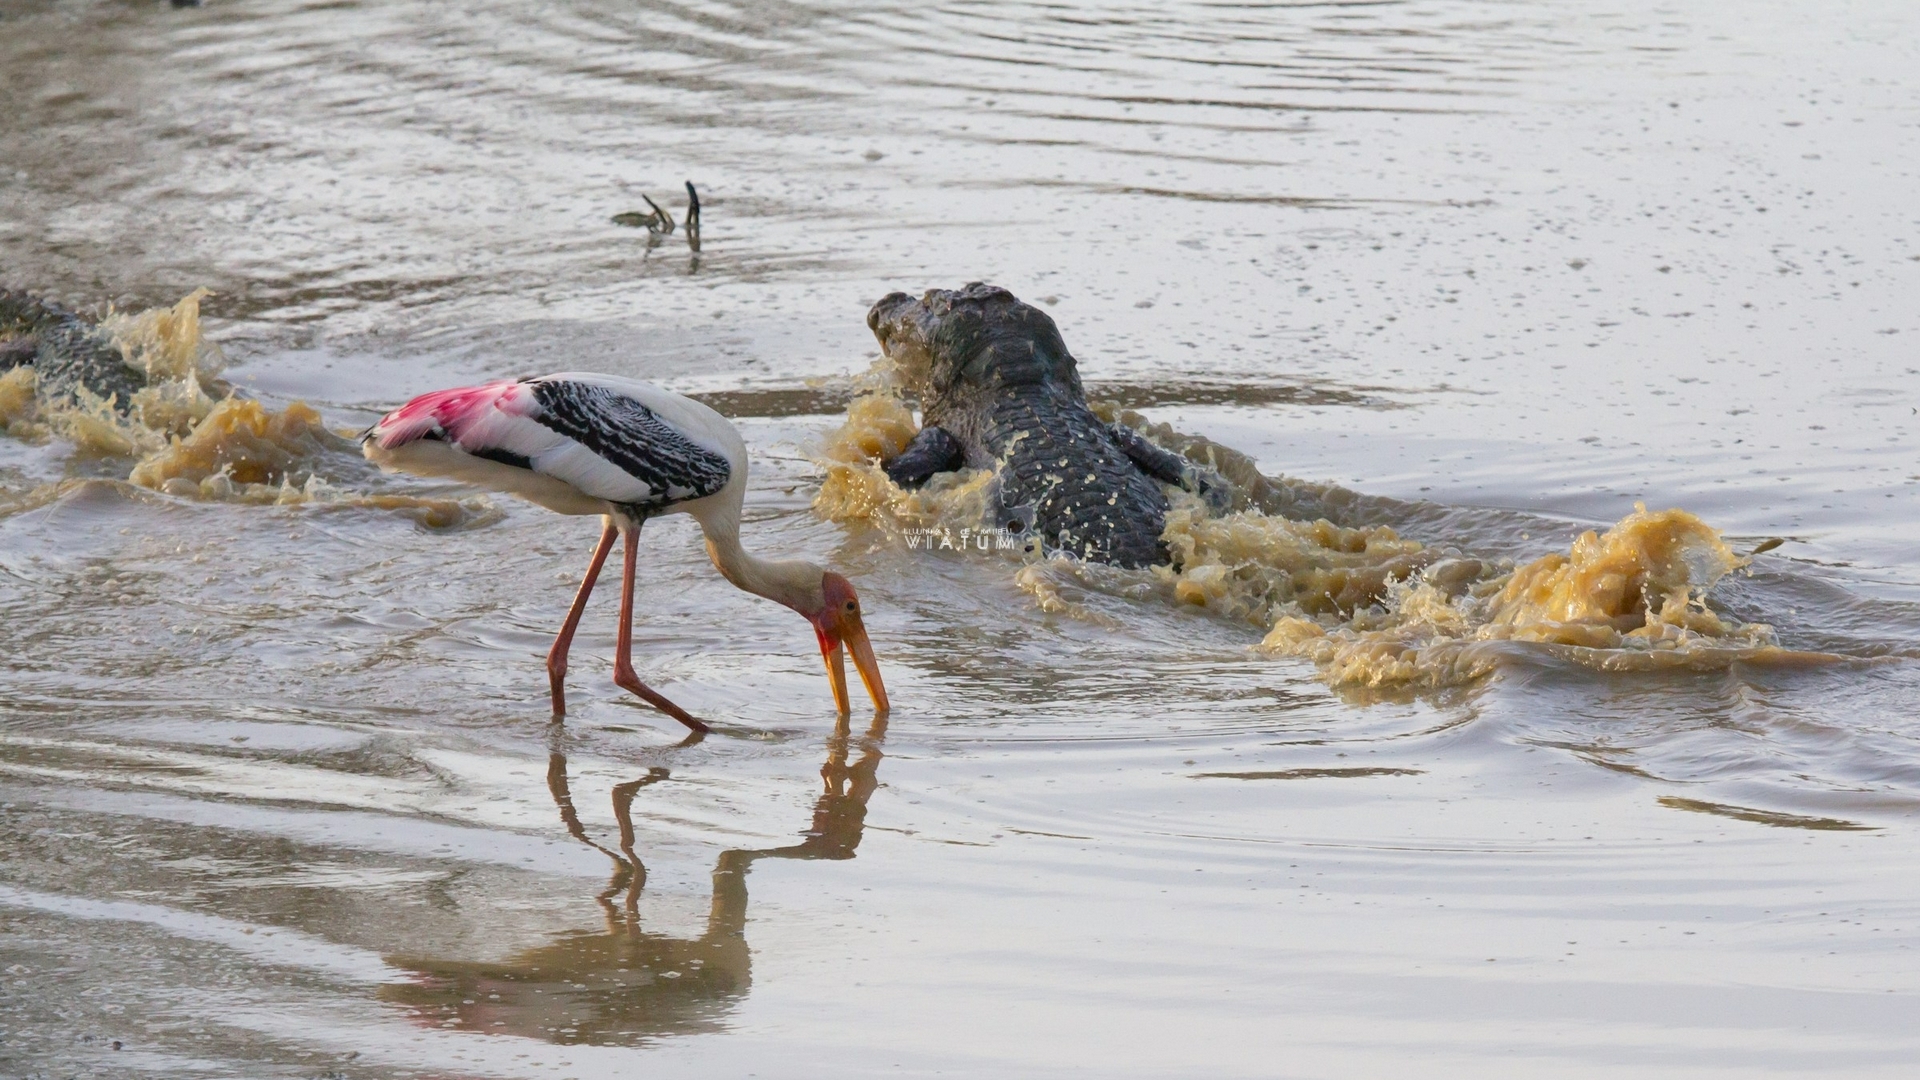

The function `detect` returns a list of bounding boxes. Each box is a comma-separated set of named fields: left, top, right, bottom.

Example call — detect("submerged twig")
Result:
left=611, top=195, right=675, bottom=236
left=612, top=183, right=702, bottom=254
left=684, top=181, right=702, bottom=253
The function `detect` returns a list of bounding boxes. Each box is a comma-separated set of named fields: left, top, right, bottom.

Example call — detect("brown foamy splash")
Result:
left=0, top=366, right=37, bottom=438
left=132, top=398, right=353, bottom=493
left=2, top=291, right=494, bottom=528
left=1251, top=504, right=1792, bottom=688
left=816, top=390, right=1806, bottom=687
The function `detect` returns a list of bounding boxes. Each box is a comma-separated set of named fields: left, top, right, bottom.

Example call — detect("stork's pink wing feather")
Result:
left=367, top=379, right=534, bottom=449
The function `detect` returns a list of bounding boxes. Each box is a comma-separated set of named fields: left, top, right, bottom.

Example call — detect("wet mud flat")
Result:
left=4, top=0, right=1920, bottom=1077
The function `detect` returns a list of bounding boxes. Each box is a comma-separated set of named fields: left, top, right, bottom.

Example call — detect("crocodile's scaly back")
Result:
left=868, top=283, right=1173, bottom=567
left=0, top=289, right=146, bottom=410
left=980, top=391, right=1169, bottom=565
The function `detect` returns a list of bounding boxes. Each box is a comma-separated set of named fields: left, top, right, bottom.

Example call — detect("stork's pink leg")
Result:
left=612, top=522, right=711, bottom=733
left=547, top=518, right=619, bottom=720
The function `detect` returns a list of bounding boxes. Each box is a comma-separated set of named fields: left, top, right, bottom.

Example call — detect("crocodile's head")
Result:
left=1, top=291, right=56, bottom=372
left=2, top=291, right=50, bottom=342
left=866, top=283, right=1083, bottom=406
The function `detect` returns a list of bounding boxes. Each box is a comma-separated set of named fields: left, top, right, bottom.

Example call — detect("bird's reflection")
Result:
left=381, top=719, right=885, bottom=1045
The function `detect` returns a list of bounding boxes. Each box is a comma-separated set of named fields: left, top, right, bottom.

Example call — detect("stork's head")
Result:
left=803, top=571, right=889, bottom=717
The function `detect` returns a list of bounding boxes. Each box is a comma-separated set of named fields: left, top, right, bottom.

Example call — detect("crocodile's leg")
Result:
left=1110, top=422, right=1230, bottom=511
left=883, top=425, right=966, bottom=488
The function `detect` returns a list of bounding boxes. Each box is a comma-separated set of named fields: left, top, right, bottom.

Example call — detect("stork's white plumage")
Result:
left=362, top=372, right=889, bottom=731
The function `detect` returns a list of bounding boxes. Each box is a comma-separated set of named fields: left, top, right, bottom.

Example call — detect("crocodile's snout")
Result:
left=866, top=291, right=917, bottom=347
left=867, top=290, right=947, bottom=390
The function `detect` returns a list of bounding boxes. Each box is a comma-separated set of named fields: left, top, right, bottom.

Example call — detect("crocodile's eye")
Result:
left=1006, top=519, right=1024, bottom=534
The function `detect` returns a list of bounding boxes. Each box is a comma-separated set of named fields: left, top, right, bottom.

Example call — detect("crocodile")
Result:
left=0, top=288, right=148, bottom=410
left=866, top=282, right=1221, bottom=568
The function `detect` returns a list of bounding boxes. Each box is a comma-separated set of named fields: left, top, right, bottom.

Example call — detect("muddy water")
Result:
left=4, top=0, right=1920, bottom=1077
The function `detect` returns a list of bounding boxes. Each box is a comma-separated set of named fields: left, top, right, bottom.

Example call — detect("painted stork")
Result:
left=361, top=372, right=889, bottom=732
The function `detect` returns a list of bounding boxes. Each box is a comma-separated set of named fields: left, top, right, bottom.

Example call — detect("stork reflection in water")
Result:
left=380, top=719, right=886, bottom=1046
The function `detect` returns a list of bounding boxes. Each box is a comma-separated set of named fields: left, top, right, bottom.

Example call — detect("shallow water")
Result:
left=3, top=0, right=1920, bottom=1076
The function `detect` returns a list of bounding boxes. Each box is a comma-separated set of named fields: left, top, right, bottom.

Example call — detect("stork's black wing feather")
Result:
left=529, top=379, right=732, bottom=508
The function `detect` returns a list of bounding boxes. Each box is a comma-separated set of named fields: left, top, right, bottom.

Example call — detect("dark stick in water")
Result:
left=642, top=194, right=675, bottom=235
left=684, top=181, right=701, bottom=253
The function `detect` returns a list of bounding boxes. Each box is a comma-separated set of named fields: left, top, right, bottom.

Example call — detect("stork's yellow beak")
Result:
left=812, top=573, right=889, bottom=717
left=817, top=616, right=889, bottom=717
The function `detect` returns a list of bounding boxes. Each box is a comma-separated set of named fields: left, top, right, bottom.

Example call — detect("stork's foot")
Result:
left=613, top=662, right=710, bottom=733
